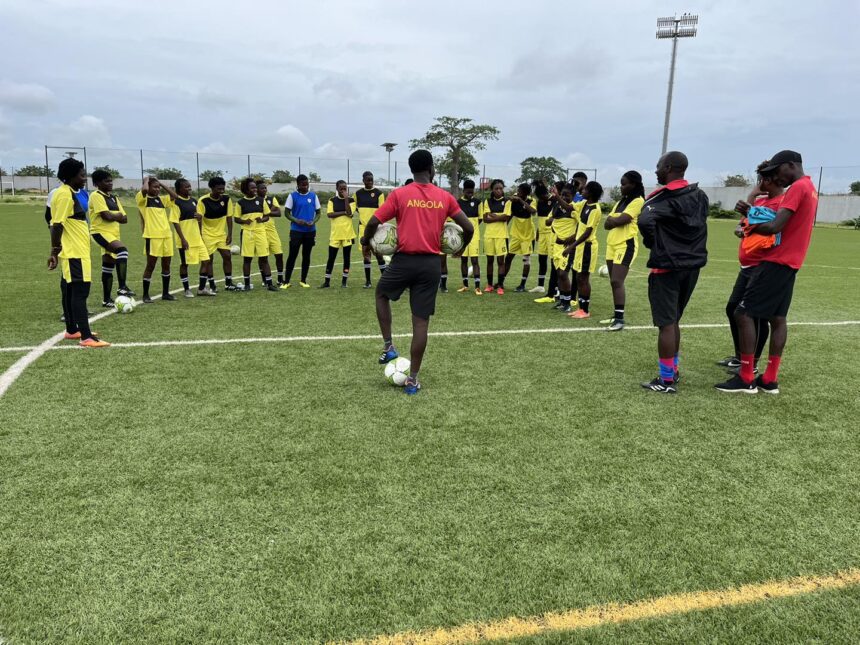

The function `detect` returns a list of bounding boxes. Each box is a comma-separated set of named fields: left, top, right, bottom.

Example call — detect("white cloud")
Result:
left=259, top=125, right=312, bottom=154
left=53, top=115, right=112, bottom=147
left=0, top=81, right=56, bottom=113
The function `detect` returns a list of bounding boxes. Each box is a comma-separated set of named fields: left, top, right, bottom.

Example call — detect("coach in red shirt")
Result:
left=361, top=150, right=474, bottom=395
left=716, top=150, right=818, bottom=394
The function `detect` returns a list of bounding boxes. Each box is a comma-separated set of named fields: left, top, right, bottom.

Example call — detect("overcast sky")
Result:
left=1, top=0, right=858, bottom=189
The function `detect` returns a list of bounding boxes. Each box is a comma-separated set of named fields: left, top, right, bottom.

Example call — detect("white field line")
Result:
left=15, top=319, right=857, bottom=352
left=0, top=264, right=329, bottom=395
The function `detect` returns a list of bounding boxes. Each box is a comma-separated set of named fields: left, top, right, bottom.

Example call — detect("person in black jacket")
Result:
left=638, top=151, right=709, bottom=394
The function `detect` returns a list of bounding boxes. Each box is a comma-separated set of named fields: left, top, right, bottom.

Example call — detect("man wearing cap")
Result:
left=715, top=150, right=817, bottom=394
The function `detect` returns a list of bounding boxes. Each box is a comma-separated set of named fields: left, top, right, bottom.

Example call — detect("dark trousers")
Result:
left=285, top=232, right=315, bottom=283
left=62, top=278, right=92, bottom=338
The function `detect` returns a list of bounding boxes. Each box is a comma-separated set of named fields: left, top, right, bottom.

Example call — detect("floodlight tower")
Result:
left=656, top=13, right=698, bottom=155
left=381, top=143, right=397, bottom=184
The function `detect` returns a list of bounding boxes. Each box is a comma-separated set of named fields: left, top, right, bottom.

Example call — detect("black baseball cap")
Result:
left=760, top=150, right=802, bottom=172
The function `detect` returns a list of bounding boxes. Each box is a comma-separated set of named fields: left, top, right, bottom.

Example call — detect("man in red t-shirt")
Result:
left=715, top=150, right=818, bottom=394
left=715, top=161, right=784, bottom=374
left=360, top=150, right=474, bottom=395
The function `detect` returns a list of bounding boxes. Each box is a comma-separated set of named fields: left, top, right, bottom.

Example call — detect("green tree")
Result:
left=436, top=149, right=479, bottom=188
left=608, top=185, right=623, bottom=202
left=271, top=169, right=295, bottom=183
left=144, top=166, right=184, bottom=180
left=199, top=169, right=225, bottom=182
left=516, top=156, right=567, bottom=184
left=849, top=180, right=860, bottom=195
left=18, top=164, right=54, bottom=177
left=308, top=171, right=321, bottom=182
left=410, top=116, right=500, bottom=195
left=93, top=165, right=123, bottom=178
left=723, top=174, right=751, bottom=187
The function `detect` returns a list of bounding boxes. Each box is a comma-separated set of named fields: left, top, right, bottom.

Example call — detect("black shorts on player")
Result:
left=648, top=268, right=700, bottom=327
left=376, top=253, right=441, bottom=320
left=735, top=261, right=797, bottom=319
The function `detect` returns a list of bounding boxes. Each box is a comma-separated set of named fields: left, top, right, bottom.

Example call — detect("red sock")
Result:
left=739, top=353, right=756, bottom=384
left=763, top=355, right=782, bottom=384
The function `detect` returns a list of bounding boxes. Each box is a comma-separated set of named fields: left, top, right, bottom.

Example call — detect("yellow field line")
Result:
left=339, top=568, right=860, bottom=645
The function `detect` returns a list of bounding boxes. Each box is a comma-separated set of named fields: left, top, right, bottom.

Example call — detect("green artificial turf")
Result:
left=1, top=202, right=859, bottom=643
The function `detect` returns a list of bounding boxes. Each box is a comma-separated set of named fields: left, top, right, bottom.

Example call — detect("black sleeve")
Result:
left=45, top=206, right=51, bottom=226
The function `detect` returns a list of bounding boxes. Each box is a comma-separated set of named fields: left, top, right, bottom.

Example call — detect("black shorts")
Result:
left=727, top=266, right=755, bottom=308
left=376, top=253, right=441, bottom=320
left=735, top=261, right=797, bottom=319
left=648, top=268, right=700, bottom=327
left=289, top=231, right=316, bottom=246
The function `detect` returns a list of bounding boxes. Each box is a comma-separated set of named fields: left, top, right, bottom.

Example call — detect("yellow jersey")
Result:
left=575, top=202, right=603, bottom=243
left=550, top=201, right=577, bottom=241
left=50, top=184, right=90, bottom=260
left=135, top=191, right=172, bottom=239
left=605, top=197, right=644, bottom=246
left=89, top=190, right=126, bottom=237
left=262, top=195, right=281, bottom=234
left=327, top=196, right=356, bottom=242
left=353, top=187, right=385, bottom=226
left=481, top=197, right=511, bottom=239
left=233, top=196, right=270, bottom=231
left=163, top=194, right=203, bottom=245
left=509, top=197, right=535, bottom=241
left=197, top=193, right=233, bottom=239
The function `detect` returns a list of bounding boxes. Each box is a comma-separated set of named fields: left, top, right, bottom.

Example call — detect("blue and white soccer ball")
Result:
left=384, top=357, right=411, bottom=386
left=115, top=295, right=136, bottom=313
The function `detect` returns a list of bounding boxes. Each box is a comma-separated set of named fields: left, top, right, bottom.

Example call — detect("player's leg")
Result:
left=60, top=278, right=77, bottom=336
left=101, top=252, right=115, bottom=307
left=516, top=255, right=531, bottom=292
left=284, top=233, right=301, bottom=286
left=458, top=256, right=469, bottom=292
left=362, top=242, right=373, bottom=288
left=321, top=244, right=337, bottom=288
left=606, top=262, right=629, bottom=329
left=375, top=249, right=387, bottom=274
left=242, top=256, right=252, bottom=291
left=755, top=318, right=770, bottom=367
left=721, top=269, right=748, bottom=367
left=70, top=280, right=96, bottom=342
left=199, top=258, right=214, bottom=295
left=641, top=271, right=679, bottom=392
left=142, top=240, right=158, bottom=303
left=573, top=271, right=591, bottom=318
left=504, top=252, right=514, bottom=279
left=178, top=249, right=192, bottom=297
left=259, top=256, right=275, bottom=291
left=495, top=251, right=507, bottom=292
left=485, top=253, right=495, bottom=292
left=531, top=253, right=548, bottom=294
left=160, top=255, right=175, bottom=301
left=471, top=257, right=482, bottom=294
left=408, top=314, right=429, bottom=380
left=556, top=267, right=572, bottom=313
left=300, top=235, right=314, bottom=286
left=439, top=254, right=448, bottom=293
left=341, top=245, right=351, bottom=287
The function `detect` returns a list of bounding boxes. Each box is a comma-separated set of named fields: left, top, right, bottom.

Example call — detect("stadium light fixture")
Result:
left=656, top=13, right=699, bottom=155
left=381, top=143, right=397, bottom=185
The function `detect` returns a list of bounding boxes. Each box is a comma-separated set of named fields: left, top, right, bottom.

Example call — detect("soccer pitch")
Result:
left=1, top=201, right=859, bottom=643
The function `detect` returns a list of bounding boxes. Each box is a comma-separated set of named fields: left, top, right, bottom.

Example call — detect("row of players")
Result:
left=52, top=164, right=644, bottom=325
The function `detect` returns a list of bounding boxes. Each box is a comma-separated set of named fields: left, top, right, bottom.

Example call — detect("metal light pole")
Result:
left=656, top=13, right=698, bottom=155
left=381, top=143, right=397, bottom=185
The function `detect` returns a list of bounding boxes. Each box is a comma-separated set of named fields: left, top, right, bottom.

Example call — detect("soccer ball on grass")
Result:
left=597, top=264, right=610, bottom=278
left=115, top=295, right=136, bottom=314
left=384, top=357, right=411, bottom=386
left=230, top=244, right=241, bottom=255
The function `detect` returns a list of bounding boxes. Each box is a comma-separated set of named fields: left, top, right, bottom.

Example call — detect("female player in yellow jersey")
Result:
left=481, top=179, right=511, bottom=294
left=456, top=179, right=483, bottom=295
left=48, top=158, right=110, bottom=347
left=233, top=178, right=277, bottom=292
left=136, top=176, right=176, bottom=303
left=564, top=181, right=604, bottom=319
left=531, top=181, right=554, bottom=294
left=197, top=176, right=235, bottom=292
left=89, top=168, right=133, bottom=307
left=601, top=171, right=645, bottom=330
left=321, top=180, right=355, bottom=288
left=547, top=183, right=578, bottom=313
left=506, top=183, right=537, bottom=292
left=162, top=178, right=215, bottom=298
left=256, top=181, right=286, bottom=286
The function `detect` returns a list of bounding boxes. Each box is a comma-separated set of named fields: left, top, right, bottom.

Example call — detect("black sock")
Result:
left=518, top=278, right=526, bottom=289
left=143, top=277, right=151, bottom=298
left=209, top=275, right=217, bottom=290
left=497, top=274, right=506, bottom=288
left=115, top=253, right=128, bottom=289
left=462, top=276, right=469, bottom=287
left=225, top=275, right=233, bottom=287
left=579, top=297, right=590, bottom=313
left=244, top=276, right=251, bottom=289
left=199, top=276, right=208, bottom=291
left=102, top=266, right=113, bottom=302
left=323, top=272, right=331, bottom=286
left=161, top=273, right=170, bottom=295
left=475, top=277, right=481, bottom=289
left=264, top=274, right=273, bottom=286
left=440, top=274, right=447, bottom=289
left=181, top=276, right=190, bottom=292
left=342, top=270, right=349, bottom=286
left=364, top=263, right=371, bottom=283
left=378, top=257, right=387, bottom=272
left=614, top=304, right=625, bottom=321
